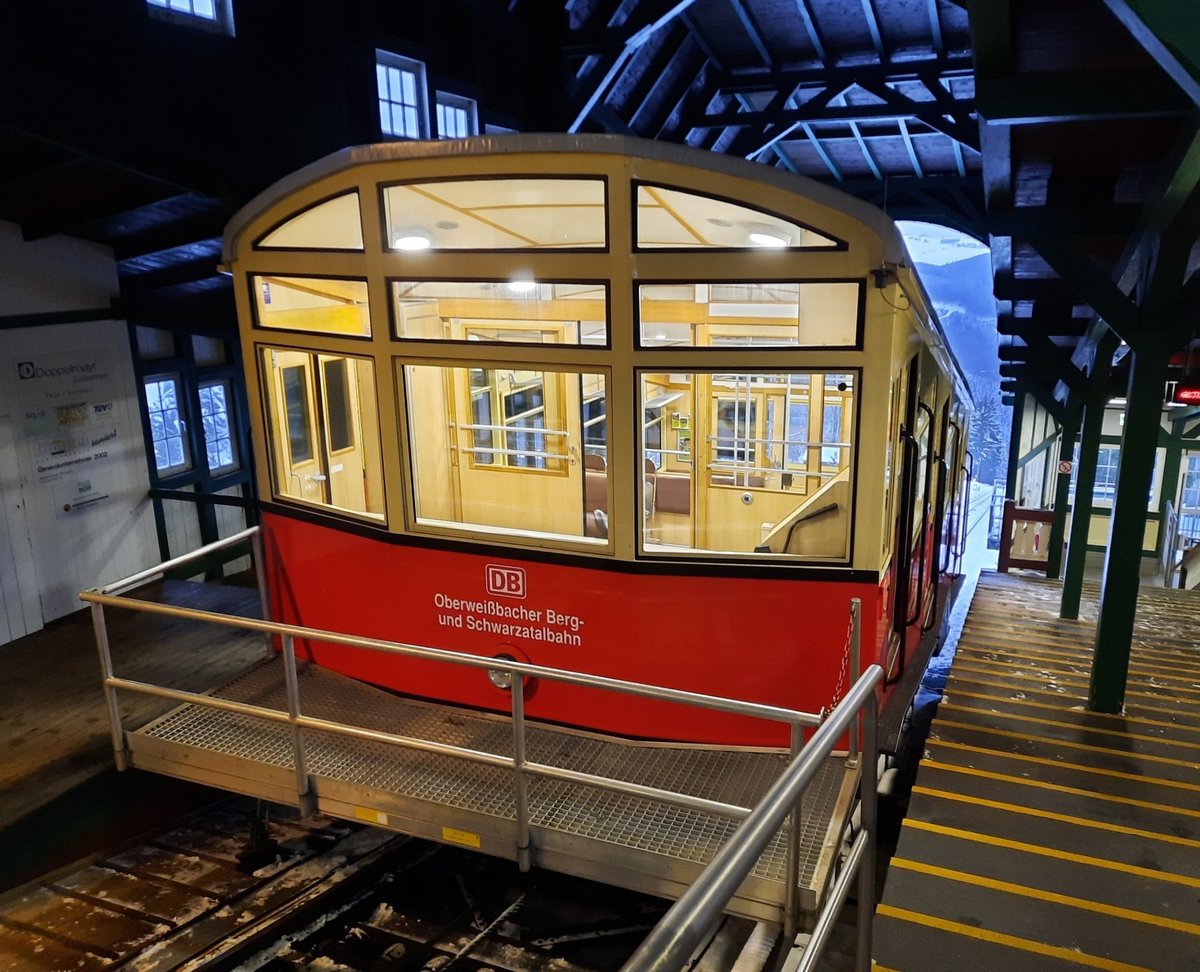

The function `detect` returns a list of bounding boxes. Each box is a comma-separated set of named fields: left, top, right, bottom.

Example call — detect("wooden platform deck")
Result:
left=874, top=570, right=1200, bottom=971
left=0, top=579, right=267, bottom=891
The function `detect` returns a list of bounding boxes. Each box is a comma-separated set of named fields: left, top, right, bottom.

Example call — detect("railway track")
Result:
left=0, top=797, right=779, bottom=970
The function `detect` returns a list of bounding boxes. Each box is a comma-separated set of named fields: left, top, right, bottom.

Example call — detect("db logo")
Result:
left=17, top=361, right=35, bottom=380
left=486, top=564, right=526, bottom=599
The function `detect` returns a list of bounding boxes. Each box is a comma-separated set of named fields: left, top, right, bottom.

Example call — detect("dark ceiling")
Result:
left=2, top=0, right=1198, bottom=418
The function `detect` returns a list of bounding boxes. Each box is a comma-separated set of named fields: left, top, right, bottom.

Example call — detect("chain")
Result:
left=824, top=614, right=854, bottom=717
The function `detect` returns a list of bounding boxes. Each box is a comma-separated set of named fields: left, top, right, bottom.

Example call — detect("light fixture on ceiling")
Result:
left=508, top=278, right=537, bottom=293
left=747, top=224, right=791, bottom=248
left=393, top=230, right=433, bottom=251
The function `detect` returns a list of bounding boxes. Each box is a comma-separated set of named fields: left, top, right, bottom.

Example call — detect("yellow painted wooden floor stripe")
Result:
left=944, top=689, right=1200, bottom=736
left=946, top=662, right=1200, bottom=704
left=903, top=819, right=1200, bottom=889
left=875, top=904, right=1153, bottom=971
left=922, top=758, right=1200, bottom=819
left=946, top=673, right=1200, bottom=721
left=890, top=858, right=1200, bottom=936
left=958, top=645, right=1200, bottom=684
left=934, top=718, right=1200, bottom=770
left=960, top=657, right=1200, bottom=691
left=928, top=740, right=1200, bottom=794
left=937, top=702, right=1200, bottom=751
left=913, top=785, right=1200, bottom=849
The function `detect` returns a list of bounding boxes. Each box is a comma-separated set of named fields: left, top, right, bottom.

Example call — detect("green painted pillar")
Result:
left=1006, top=391, right=1024, bottom=501
left=1062, top=335, right=1118, bottom=620
left=1045, top=407, right=1081, bottom=579
left=1089, top=348, right=1169, bottom=712
left=1061, top=393, right=1106, bottom=619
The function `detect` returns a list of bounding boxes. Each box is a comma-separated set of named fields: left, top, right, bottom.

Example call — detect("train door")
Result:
left=451, top=364, right=584, bottom=535
left=319, top=355, right=367, bottom=510
left=890, top=353, right=928, bottom=681
left=265, top=349, right=327, bottom=504
left=262, top=348, right=383, bottom=517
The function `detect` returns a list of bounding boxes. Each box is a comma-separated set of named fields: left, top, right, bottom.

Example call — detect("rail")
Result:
left=622, top=663, right=882, bottom=972
left=82, top=526, right=851, bottom=940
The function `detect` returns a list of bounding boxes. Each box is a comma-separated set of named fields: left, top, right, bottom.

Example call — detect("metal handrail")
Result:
left=83, top=589, right=821, bottom=728
left=621, top=664, right=882, bottom=972
left=85, top=527, right=862, bottom=943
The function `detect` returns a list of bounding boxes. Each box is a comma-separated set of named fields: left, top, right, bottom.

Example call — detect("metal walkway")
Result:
left=125, top=656, right=857, bottom=926
left=874, top=570, right=1200, bottom=971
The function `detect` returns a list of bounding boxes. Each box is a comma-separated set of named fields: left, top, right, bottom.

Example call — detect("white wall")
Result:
left=0, top=222, right=159, bottom=644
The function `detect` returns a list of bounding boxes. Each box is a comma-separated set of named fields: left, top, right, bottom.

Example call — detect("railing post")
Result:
left=848, top=598, right=861, bottom=766
left=783, top=719, right=804, bottom=939
left=856, top=692, right=879, bottom=972
left=90, top=601, right=129, bottom=771
left=511, top=672, right=532, bottom=872
left=281, top=635, right=312, bottom=813
left=251, top=527, right=271, bottom=624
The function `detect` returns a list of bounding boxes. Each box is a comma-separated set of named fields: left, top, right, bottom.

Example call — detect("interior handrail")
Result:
left=621, top=664, right=883, bottom=972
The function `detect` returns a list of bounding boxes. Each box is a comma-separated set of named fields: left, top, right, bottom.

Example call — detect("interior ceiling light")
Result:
left=747, top=224, right=791, bottom=248
left=508, top=278, right=537, bottom=293
left=393, top=231, right=432, bottom=251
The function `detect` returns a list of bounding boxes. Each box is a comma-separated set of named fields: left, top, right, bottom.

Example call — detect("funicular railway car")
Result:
left=224, top=134, right=973, bottom=749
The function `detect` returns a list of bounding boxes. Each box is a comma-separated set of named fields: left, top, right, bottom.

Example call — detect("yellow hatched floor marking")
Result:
left=913, top=785, right=1200, bottom=849
left=934, top=718, right=1200, bottom=770
left=903, top=819, right=1200, bottom=889
left=938, top=701, right=1200, bottom=751
left=950, top=652, right=1200, bottom=696
left=958, top=644, right=1200, bottom=684
left=875, top=904, right=1153, bottom=971
left=922, top=758, right=1200, bottom=819
left=959, top=631, right=1096, bottom=657
left=928, top=740, right=1200, bottom=794
left=952, top=659, right=1093, bottom=685
left=890, top=857, right=1200, bottom=936
left=946, top=672, right=1200, bottom=721
left=944, top=689, right=1200, bottom=736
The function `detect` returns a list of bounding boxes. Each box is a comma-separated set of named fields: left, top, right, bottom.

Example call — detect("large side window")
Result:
left=638, top=371, right=856, bottom=560
left=403, top=364, right=607, bottom=543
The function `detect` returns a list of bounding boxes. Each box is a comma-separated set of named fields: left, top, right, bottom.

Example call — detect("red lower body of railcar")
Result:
left=262, top=511, right=901, bottom=747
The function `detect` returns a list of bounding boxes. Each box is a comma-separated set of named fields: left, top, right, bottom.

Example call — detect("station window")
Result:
left=639, top=282, right=861, bottom=348
left=255, top=193, right=364, bottom=251
left=403, top=364, right=608, bottom=543
left=144, top=374, right=191, bottom=475
left=435, top=93, right=477, bottom=138
left=199, top=379, right=237, bottom=473
left=1093, top=446, right=1120, bottom=501
left=252, top=276, right=371, bottom=337
left=634, top=184, right=841, bottom=249
left=637, top=371, right=855, bottom=559
left=382, top=178, right=606, bottom=250
left=260, top=348, right=385, bottom=521
left=1181, top=454, right=1200, bottom=542
left=376, top=51, right=428, bottom=139
left=146, top=0, right=234, bottom=34
left=392, top=280, right=607, bottom=345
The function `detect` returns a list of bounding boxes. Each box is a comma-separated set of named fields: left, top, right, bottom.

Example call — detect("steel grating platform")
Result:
left=125, top=657, right=857, bottom=925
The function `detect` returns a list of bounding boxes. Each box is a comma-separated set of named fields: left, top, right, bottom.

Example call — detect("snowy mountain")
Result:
left=898, top=222, right=1009, bottom=487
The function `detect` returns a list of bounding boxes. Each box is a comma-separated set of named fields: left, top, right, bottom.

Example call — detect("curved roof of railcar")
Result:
left=223, top=133, right=971, bottom=407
